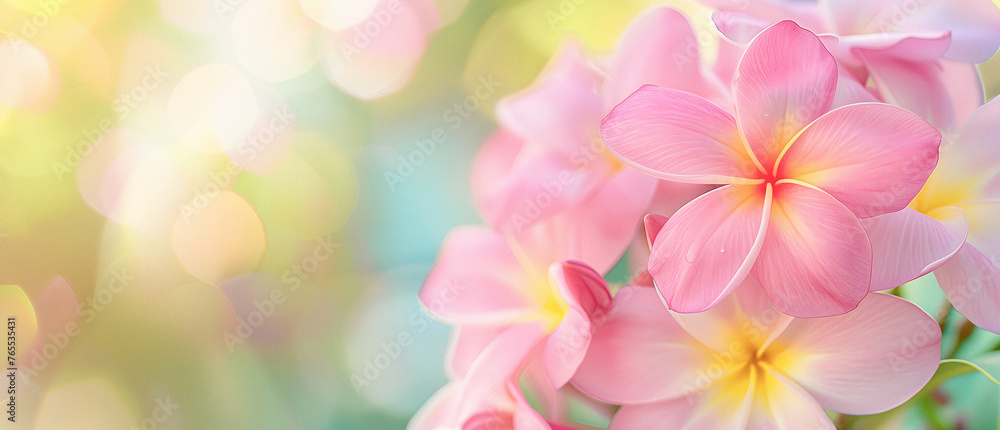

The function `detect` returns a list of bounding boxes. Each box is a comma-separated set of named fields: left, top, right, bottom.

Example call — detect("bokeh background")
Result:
left=2, top=0, right=1000, bottom=428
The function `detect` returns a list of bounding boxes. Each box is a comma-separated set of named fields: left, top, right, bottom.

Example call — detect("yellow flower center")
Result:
left=508, top=236, right=570, bottom=332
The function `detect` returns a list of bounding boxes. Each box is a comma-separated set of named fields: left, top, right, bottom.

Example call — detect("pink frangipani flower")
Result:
left=600, top=21, right=941, bottom=317
left=572, top=280, right=942, bottom=429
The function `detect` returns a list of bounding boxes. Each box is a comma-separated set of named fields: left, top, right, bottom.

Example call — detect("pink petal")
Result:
left=476, top=148, right=599, bottom=235
left=939, top=60, right=985, bottom=128
left=510, top=168, right=657, bottom=274
left=733, top=21, right=837, bottom=172
left=752, top=183, right=871, bottom=317
left=610, top=395, right=746, bottom=430
left=831, top=65, right=881, bottom=108
left=508, top=380, right=552, bottom=430
left=748, top=369, right=837, bottom=429
left=936, top=245, right=1000, bottom=334
left=601, top=85, right=758, bottom=184
left=644, top=213, right=669, bottom=250
left=552, top=261, right=613, bottom=316
left=767, top=293, right=941, bottom=414
left=838, top=0, right=1000, bottom=62
left=651, top=185, right=771, bottom=313
left=777, top=103, right=941, bottom=219
left=419, top=227, right=537, bottom=324
left=452, top=322, right=550, bottom=423
left=542, top=307, right=591, bottom=390
left=457, top=380, right=551, bottom=430
left=924, top=0, right=1000, bottom=62
left=542, top=261, right=612, bottom=388
left=496, top=41, right=604, bottom=156
left=671, top=276, right=788, bottom=354
left=630, top=271, right=655, bottom=287
left=702, top=0, right=825, bottom=29
left=572, top=286, right=716, bottom=404
left=471, top=130, right=524, bottom=220
left=963, top=200, right=1000, bottom=262
left=712, top=11, right=774, bottom=44
left=841, top=32, right=952, bottom=62
left=646, top=180, right=717, bottom=219
left=818, top=0, right=892, bottom=35
left=864, top=206, right=968, bottom=291
left=445, top=323, right=507, bottom=380
left=859, top=52, right=983, bottom=131
left=604, top=7, right=708, bottom=107
left=949, top=95, right=1000, bottom=174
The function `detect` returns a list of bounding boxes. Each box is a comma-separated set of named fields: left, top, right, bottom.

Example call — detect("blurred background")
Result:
left=2, top=0, right=1000, bottom=428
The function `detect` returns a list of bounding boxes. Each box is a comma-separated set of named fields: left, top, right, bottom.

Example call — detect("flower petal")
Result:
left=766, top=293, right=941, bottom=414
left=733, top=21, right=837, bottom=171
left=572, top=286, right=715, bottom=404
left=752, top=182, right=871, bottom=317
left=471, top=130, right=524, bottom=221
left=650, top=184, right=771, bottom=313
left=712, top=11, right=773, bottom=44
left=644, top=213, right=670, bottom=250
left=826, top=0, right=1000, bottom=62
left=777, top=103, right=941, bottom=219
left=604, top=7, right=709, bottom=106
left=841, top=32, right=952, bottom=62
left=936, top=244, right=1000, bottom=334
left=444, top=323, right=507, bottom=380
left=511, top=167, right=657, bottom=274
left=671, top=276, right=787, bottom=354
left=915, top=0, right=1000, bottom=63
left=496, top=41, right=604, bottom=156
left=610, top=395, right=746, bottom=430
left=542, top=261, right=612, bottom=388
left=864, top=206, right=968, bottom=291
left=951, top=95, right=1000, bottom=176
left=600, top=85, right=758, bottom=185
left=419, top=227, right=537, bottom=324
left=552, top=261, right=613, bottom=317
left=748, top=369, right=837, bottom=429
left=452, top=322, right=550, bottom=423
left=701, top=0, right=825, bottom=29
left=475, top=147, right=598, bottom=235
left=859, top=52, right=983, bottom=132
left=962, top=200, right=1000, bottom=262
left=609, top=368, right=755, bottom=430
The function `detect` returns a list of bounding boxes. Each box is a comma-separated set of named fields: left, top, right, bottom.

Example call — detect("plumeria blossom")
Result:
left=415, top=226, right=612, bottom=426
left=572, top=280, right=942, bottom=429
left=707, top=0, right=1000, bottom=130
left=600, top=20, right=941, bottom=317
left=865, top=95, right=1000, bottom=333
left=473, top=7, right=725, bottom=273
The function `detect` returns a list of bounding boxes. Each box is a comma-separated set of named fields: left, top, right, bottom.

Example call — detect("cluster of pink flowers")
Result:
left=413, top=0, right=1000, bottom=428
